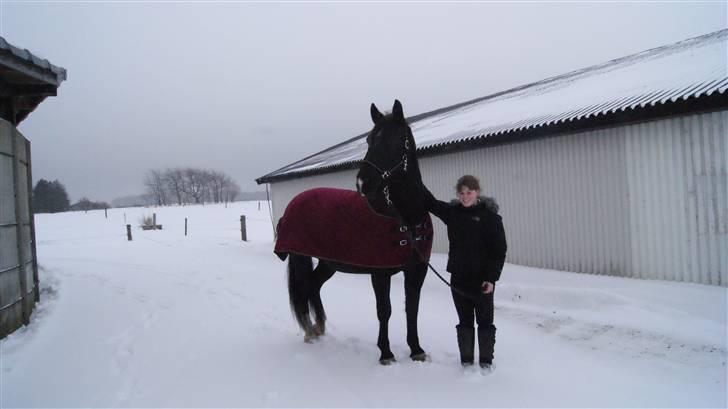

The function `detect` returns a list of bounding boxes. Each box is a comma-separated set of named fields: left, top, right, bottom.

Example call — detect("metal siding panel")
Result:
left=616, top=127, right=632, bottom=277
left=703, top=114, right=718, bottom=284
left=17, top=161, right=29, bottom=223
left=666, top=118, right=685, bottom=281
left=594, top=130, right=608, bottom=274
left=0, top=227, right=18, bottom=272
left=545, top=138, right=559, bottom=270
left=0, top=157, right=14, bottom=224
left=681, top=116, right=700, bottom=283
left=625, top=124, right=641, bottom=278
left=0, top=300, right=23, bottom=339
left=571, top=134, right=586, bottom=273
left=720, top=112, right=728, bottom=285
left=703, top=112, right=726, bottom=285
left=0, top=252, right=21, bottom=314
left=694, top=115, right=710, bottom=284
left=13, top=129, right=26, bottom=163
left=0, top=121, right=11, bottom=155
left=652, top=121, right=666, bottom=280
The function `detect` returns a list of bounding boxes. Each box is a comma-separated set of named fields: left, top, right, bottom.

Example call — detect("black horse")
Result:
left=275, top=100, right=430, bottom=364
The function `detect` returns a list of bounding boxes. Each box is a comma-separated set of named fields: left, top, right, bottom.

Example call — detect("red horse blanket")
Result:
left=274, top=188, right=433, bottom=269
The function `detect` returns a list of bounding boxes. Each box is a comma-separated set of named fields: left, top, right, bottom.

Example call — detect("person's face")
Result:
left=458, top=187, right=479, bottom=208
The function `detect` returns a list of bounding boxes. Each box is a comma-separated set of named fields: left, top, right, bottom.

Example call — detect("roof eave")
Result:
left=256, top=92, right=728, bottom=185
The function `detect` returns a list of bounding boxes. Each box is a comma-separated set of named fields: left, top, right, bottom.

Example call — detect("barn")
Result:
left=256, top=30, right=727, bottom=286
left=0, top=37, right=66, bottom=338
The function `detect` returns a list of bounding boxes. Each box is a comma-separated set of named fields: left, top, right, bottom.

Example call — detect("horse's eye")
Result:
left=368, top=132, right=381, bottom=146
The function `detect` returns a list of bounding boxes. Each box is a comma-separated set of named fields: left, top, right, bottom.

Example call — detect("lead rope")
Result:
left=410, top=232, right=487, bottom=304
left=389, top=205, right=486, bottom=304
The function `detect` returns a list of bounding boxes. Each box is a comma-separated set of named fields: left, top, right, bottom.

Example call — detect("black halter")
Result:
left=359, top=144, right=409, bottom=207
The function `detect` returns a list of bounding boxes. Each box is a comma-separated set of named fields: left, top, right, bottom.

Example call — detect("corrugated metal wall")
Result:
left=419, top=124, right=632, bottom=278
left=266, top=111, right=727, bottom=285
left=0, top=119, right=39, bottom=338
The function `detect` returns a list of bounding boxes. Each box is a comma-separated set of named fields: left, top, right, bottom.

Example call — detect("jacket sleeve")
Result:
left=483, top=213, right=507, bottom=283
left=422, top=186, right=451, bottom=225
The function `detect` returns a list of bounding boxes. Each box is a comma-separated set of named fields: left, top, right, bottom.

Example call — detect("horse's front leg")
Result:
left=404, top=264, right=428, bottom=361
left=371, top=273, right=395, bottom=365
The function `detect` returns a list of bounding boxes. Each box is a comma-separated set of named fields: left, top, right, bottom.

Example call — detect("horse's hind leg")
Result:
left=404, top=263, right=428, bottom=361
left=310, top=261, right=335, bottom=337
left=288, top=254, right=316, bottom=342
left=371, top=273, right=396, bottom=365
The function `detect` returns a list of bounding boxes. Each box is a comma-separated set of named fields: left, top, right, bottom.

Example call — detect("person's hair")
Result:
left=456, top=175, right=480, bottom=192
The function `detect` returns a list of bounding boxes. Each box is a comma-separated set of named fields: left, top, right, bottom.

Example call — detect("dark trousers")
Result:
left=451, top=280, right=494, bottom=328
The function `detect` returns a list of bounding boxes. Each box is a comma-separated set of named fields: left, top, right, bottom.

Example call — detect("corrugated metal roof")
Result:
left=0, top=36, right=67, bottom=123
left=0, top=36, right=67, bottom=86
left=257, top=29, right=728, bottom=184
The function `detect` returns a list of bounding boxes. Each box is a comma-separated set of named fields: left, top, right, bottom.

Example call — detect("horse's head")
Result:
left=357, top=100, right=424, bottom=224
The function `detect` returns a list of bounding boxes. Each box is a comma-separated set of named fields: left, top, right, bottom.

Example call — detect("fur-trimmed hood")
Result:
left=449, top=196, right=500, bottom=214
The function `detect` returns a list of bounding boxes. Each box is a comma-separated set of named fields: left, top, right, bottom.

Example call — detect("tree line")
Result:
left=32, top=179, right=110, bottom=213
left=144, top=168, right=242, bottom=206
left=32, top=179, right=70, bottom=213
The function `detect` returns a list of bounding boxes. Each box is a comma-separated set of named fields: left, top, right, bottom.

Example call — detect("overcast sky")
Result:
left=2, top=1, right=726, bottom=202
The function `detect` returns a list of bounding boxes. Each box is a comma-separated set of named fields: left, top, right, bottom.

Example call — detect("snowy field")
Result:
left=1, top=201, right=726, bottom=407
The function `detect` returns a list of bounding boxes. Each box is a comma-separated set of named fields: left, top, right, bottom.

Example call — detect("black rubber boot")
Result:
left=456, top=325, right=475, bottom=366
left=478, top=324, right=496, bottom=368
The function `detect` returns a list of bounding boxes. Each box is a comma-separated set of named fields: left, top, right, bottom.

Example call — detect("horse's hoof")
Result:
left=379, top=357, right=396, bottom=366
left=303, top=333, right=318, bottom=343
left=410, top=352, right=428, bottom=362
left=313, top=322, right=325, bottom=336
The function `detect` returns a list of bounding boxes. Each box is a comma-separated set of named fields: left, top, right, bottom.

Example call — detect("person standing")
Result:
left=423, top=175, right=507, bottom=369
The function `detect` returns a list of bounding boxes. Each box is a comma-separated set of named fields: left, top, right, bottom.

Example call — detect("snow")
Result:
left=1, top=201, right=726, bottom=407
left=262, top=30, right=728, bottom=181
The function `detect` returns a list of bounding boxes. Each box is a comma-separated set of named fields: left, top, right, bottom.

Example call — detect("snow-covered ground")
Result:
left=1, top=201, right=726, bottom=407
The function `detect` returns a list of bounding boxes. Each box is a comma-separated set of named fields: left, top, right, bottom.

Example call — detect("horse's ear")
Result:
left=371, top=103, right=384, bottom=124
left=392, top=100, right=404, bottom=122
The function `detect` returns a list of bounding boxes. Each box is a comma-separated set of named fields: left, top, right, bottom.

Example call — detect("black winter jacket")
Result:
left=424, top=189, right=507, bottom=285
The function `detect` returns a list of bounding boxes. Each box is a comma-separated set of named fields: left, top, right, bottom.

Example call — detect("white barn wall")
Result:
left=419, top=124, right=632, bottom=278
left=266, top=111, right=727, bottom=285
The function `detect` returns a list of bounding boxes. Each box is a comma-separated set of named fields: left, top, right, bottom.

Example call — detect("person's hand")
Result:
left=482, top=281, right=494, bottom=295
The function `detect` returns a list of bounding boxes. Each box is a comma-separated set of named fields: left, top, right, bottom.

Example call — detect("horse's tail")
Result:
left=287, top=254, right=313, bottom=332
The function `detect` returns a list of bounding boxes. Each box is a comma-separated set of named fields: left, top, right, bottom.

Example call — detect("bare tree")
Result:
left=164, top=168, right=186, bottom=205
left=144, top=167, right=241, bottom=206
left=182, top=167, right=205, bottom=204
left=207, top=170, right=227, bottom=203
left=144, top=169, right=168, bottom=206
left=222, top=176, right=241, bottom=204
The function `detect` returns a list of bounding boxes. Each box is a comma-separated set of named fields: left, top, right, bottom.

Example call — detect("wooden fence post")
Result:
left=240, top=215, right=247, bottom=241
left=126, top=224, right=132, bottom=241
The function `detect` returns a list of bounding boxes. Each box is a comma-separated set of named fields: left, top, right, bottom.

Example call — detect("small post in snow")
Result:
left=105, top=208, right=108, bottom=219
left=153, top=213, right=157, bottom=229
left=185, top=218, right=188, bottom=236
left=258, top=201, right=261, bottom=211
left=240, top=215, right=247, bottom=242
left=126, top=224, right=132, bottom=241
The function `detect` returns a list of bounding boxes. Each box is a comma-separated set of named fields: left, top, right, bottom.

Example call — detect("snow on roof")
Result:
left=258, top=30, right=728, bottom=184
